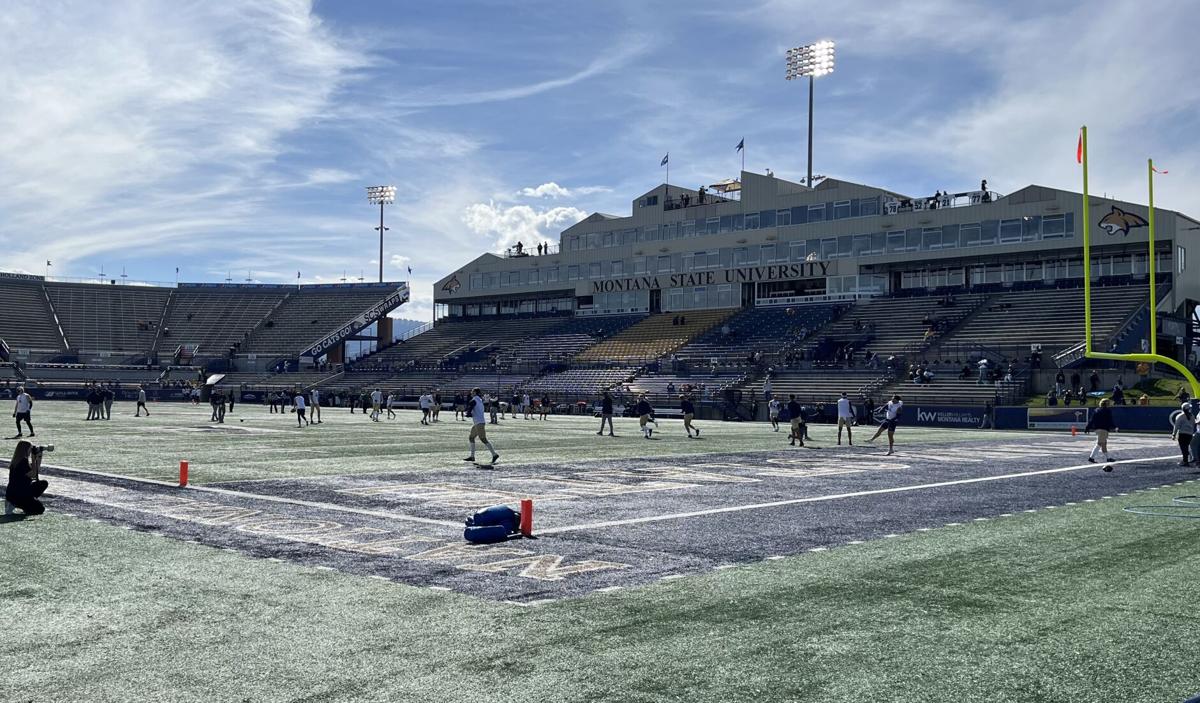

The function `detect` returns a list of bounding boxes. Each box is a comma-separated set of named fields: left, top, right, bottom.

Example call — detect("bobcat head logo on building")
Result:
left=1098, top=206, right=1148, bottom=237
left=441, top=275, right=461, bottom=294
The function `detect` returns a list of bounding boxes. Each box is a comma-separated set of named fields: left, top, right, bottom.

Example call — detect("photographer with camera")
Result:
left=12, top=385, right=34, bottom=438
left=5, top=440, right=51, bottom=517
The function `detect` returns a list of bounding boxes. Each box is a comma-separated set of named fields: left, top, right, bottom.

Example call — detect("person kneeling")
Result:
left=5, top=440, right=51, bottom=517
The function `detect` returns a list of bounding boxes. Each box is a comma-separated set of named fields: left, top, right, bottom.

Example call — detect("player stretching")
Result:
left=768, top=397, right=781, bottom=432
left=1085, top=398, right=1117, bottom=464
left=836, top=392, right=855, bottom=446
left=12, top=386, right=34, bottom=438
left=135, top=385, right=149, bottom=417
left=597, top=391, right=615, bottom=436
left=464, top=388, right=499, bottom=465
left=681, top=394, right=700, bottom=438
left=635, top=394, right=655, bottom=439
left=292, top=392, right=309, bottom=427
left=868, top=394, right=903, bottom=455
left=786, top=394, right=805, bottom=447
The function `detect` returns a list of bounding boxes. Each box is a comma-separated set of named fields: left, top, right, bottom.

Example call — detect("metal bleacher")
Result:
left=44, top=282, right=170, bottom=355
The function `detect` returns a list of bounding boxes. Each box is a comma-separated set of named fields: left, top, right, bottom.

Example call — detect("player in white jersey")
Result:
left=386, top=392, right=397, bottom=420
left=836, top=392, right=855, bottom=446
left=868, top=394, right=903, bottom=455
left=292, top=393, right=309, bottom=427
left=12, top=387, right=34, bottom=438
left=463, top=388, right=499, bottom=465
left=309, top=388, right=322, bottom=424
left=369, top=388, right=383, bottom=422
left=768, top=398, right=781, bottom=432
left=522, top=392, right=532, bottom=419
left=419, top=393, right=432, bottom=425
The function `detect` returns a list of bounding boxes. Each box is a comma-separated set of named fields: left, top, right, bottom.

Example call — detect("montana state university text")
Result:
left=592, top=262, right=832, bottom=293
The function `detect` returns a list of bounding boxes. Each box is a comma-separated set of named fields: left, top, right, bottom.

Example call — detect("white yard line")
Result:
left=42, top=464, right=461, bottom=528
left=536, top=454, right=1178, bottom=535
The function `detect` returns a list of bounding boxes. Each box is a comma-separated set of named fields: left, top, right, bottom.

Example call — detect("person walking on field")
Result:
left=292, top=392, right=309, bottom=427
left=1085, top=398, right=1117, bottom=464
left=12, top=386, right=34, bottom=438
left=635, top=394, right=655, bottom=439
left=1170, top=401, right=1194, bottom=466
left=768, top=397, right=781, bottom=432
left=786, top=394, right=805, bottom=447
left=597, top=391, right=615, bottom=436
left=309, top=388, right=322, bottom=424
left=463, top=388, right=499, bottom=465
left=135, top=385, right=150, bottom=417
left=681, top=394, right=700, bottom=438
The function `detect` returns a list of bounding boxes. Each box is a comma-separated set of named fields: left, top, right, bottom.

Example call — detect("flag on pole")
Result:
left=1076, top=131, right=1083, bottom=164
left=407, top=266, right=412, bottom=275
left=46, top=260, right=51, bottom=267
left=1152, top=165, right=1168, bottom=174
left=297, top=271, right=301, bottom=279
left=736, top=138, right=744, bottom=153
left=660, top=153, right=669, bottom=166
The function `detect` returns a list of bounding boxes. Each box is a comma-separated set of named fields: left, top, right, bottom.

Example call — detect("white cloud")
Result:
left=462, top=201, right=588, bottom=253
left=390, top=254, right=412, bottom=271
left=518, top=182, right=612, bottom=198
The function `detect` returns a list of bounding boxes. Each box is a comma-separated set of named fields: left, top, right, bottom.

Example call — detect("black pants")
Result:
left=7, top=480, right=48, bottom=515
left=15, top=411, right=32, bottom=435
left=1179, top=434, right=1194, bottom=463
left=136, top=401, right=149, bottom=416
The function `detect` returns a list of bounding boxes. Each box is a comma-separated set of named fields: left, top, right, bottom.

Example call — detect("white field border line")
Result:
left=41, top=464, right=461, bottom=529
left=536, top=454, right=1180, bottom=535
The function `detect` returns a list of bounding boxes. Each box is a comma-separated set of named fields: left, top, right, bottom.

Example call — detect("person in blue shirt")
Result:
left=680, top=394, right=700, bottom=438
left=786, top=394, right=805, bottom=447
left=635, top=394, right=655, bottom=439
left=1084, top=398, right=1117, bottom=463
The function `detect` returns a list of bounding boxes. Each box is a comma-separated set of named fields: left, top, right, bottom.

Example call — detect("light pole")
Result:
left=366, top=185, right=396, bottom=283
left=785, top=40, right=836, bottom=188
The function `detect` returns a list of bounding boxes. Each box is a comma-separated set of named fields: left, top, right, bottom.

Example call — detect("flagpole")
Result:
left=1147, top=158, right=1157, bottom=356
left=1081, top=125, right=1092, bottom=355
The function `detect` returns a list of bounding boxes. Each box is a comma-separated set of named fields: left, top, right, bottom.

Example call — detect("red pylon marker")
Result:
left=519, top=499, right=533, bottom=537
left=1071, top=425, right=1077, bottom=437
left=179, top=461, right=189, bottom=487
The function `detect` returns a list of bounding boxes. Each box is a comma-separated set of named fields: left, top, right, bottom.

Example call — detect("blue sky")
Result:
left=1, top=0, right=1198, bottom=320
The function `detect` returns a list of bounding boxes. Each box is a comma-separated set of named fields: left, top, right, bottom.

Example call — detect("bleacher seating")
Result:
left=938, top=285, right=1146, bottom=356
left=812, top=294, right=986, bottom=358
left=43, top=282, right=170, bottom=355
left=163, top=288, right=290, bottom=357
left=739, top=370, right=891, bottom=405
left=878, top=376, right=1022, bottom=406
left=673, top=305, right=843, bottom=367
left=447, top=373, right=535, bottom=396
left=241, top=287, right=398, bottom=355
left=22, top=364, right=162, bottom=384
left=574, top=310, right=735, bottom=364
left=625, top=372, right=742, bottom=403
left=524, top=367, right=639, bottom=400
left=500, top=315, right=643, bottom=365
left=360, top=316, right=571, bottom=369
left=0, top=279, right=65, bottom=352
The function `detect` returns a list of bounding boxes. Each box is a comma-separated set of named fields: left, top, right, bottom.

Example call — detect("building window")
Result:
left=634, top=258, right=648, bottom=275
left=1179, top=245, right=1187, bottom=274
left=858, top=197, right=880, bottom=217
left=808, top=204, right=826, bottom=223
left=611, top=260, right=624, bottom=276
left=833, top=200, right=851, bottom=219
left=789, top=240, right=806, bottom=261
left=760, top=209, right=776, bottom=228
left=568, top=265, right=580, bottom=280
left=589, top=262, right=602, bottom=278
left=776, top=209, right=791, bottom=226
left=657, top=255, right=672, bottom=273
left=744, top=212, right=759, bottom=229
left=1041, top=214, right=1066, bottom=238
left=999, top=219, right=1023, bottom=244
left=602, top=232, right=613, bottom=247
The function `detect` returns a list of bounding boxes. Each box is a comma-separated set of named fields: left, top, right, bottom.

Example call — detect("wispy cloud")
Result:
left=518, top=182, right=611, bottom=198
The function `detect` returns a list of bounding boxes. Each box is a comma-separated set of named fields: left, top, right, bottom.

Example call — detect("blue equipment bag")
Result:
left=463, top=504, right=521, bottom=543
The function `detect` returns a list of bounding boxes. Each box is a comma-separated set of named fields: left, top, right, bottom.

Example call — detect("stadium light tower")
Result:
left=785, top=40, right=836, bottom=188
left=366, top=185, right=396, bottom=283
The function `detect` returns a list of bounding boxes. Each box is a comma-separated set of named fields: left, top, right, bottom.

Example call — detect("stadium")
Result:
left=5, top=8, right=1200, bottom=703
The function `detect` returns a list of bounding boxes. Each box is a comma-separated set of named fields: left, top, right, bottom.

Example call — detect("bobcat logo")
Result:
left=1098, top=206, right=1148, bottom=237
left=441, top=275, right=461, bottom=294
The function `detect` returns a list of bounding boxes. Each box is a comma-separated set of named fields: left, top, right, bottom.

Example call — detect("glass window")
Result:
left=641, top=227, right=656, bottom=242
left=1041, top=214, right=1066, bottom=238
left=611, top=260, right=624, bottom=276
left=707, top=218, right=719, bottom=234
left=791, top=206, right=807, bottom=225
left=922, top=227, right=941, bottom=250
left=470, top=273, right=482, bottom=290
left=808, top=204, right=826, bottom=223
left=960, top=223, right=981, bottom=247
left=657, top=255, right=672, bottom=273
left=586, top=233, right=599, bottom=249
left=980, top=220, right=999, bottom=246
left=528, top=269, right=540, bottom=284
left=1021, top=215, right=1041, bottom=242
left=833, top=200, right=851, bottom=219
left=719, top=215, right=733, bottom=233
left=859, top=197, right=880, bottom=217
left=761, top=244, right=777, bottom=262
left=789, top=240, right=806, bottom=261
left=837, top=235, right=852, bottom=257
left=567, top=265, right=580, bottom=280
left=733, top=247, right=749, bottom=265
left=776, top=209, right=791, bottom=226
left=744, top=212, right=759, bottom=229
left=905, top=228, right=921, bottom=252
left=852, top=234, right=871, bottom=256
left=821, top=238, right=837, bottom=259
left=546, top=267, right=559, bottom=282
left=759, top=209, right=776, bottom=228
left=602, top=232, right=613, bottom=247
left=1179, top=245, right=1187, bottom=274
left=681, top=221, right=695, bottom=238
left=589, top=262, right=601, bottom=278
left=886, top=231, right=906, bottom=253
left=1111, top=255, right=1132, bottom=276
left=1064, top=212, right=1074, bottom=238
left=999, top=219, right=1022, bottom=243
left=940, top=224, right=959, bottom=249
left=569, top=236, right=580, bottom=251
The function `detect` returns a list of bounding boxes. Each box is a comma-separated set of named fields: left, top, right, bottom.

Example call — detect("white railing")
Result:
left=756, top=292, right=875, bottom=307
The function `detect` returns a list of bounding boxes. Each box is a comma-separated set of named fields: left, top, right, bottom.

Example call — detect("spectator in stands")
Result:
left=667, top=381, right=676, bottom=396
left=1089, top=370, right=1101, bottom=393
left=1055, top=371, right=1066, bottom=395
left=977, top=358, right=990, bottom=386
left=1046, top=388, right=1058, bottom=407
left=515, top=241, right=524, bottom=256
left=1063, top=388, right=1075, bottom=406
left=1070, top=372, right=1082, bottom=392
left=1138, top=393, right=1150, bottom=406
left=1176, top=386, right=1191, bottom=405
left=1111, top=381, right=1125, bottom=406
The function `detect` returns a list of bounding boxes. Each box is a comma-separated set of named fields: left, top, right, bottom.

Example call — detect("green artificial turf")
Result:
left=6, top=400, right=1049, bottom=484
left=2, top=482, right=1198, bottom=702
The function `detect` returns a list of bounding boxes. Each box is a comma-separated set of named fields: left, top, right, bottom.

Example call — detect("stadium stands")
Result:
left=0, top=278, right=66, bottom=352
left=739, top=370, right=891, bottom=405
left=44, top=282, right=170, bottom=356
left=241, top=287, right=400, bottom=355
left=499, top=315, right=643, bottom=365
left=673, top=304, right=844, bottom=367
left=446, top=373, right=535, bottom=396
left=574, top=310, right=734, bottom=364
left=524, top=367, right=639, bottom=400
left=162, top=288, right=289, bottom=357
left=358, top=316, right=572, bottom=369
left=810, top=294, right=987, bottom=359
left=625, top=372, right=743, bottom=403
left=879, top=376, right=1023, bottom=406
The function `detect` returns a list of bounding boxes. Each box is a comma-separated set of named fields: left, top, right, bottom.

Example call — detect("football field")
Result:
left=3, top=400, right=1200, bottom=702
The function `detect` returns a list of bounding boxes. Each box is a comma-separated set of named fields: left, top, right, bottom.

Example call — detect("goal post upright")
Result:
left=1079, top=125, right=1200, bottom=398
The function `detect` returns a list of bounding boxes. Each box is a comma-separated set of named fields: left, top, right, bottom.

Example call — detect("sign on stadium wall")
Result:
left=908, top=405, right=987, bottom=428
left=302, top=284, right=409, bottom=358
left=590, top=261, right=834, bottom=294
left=0, top=271, right=44, bottom=281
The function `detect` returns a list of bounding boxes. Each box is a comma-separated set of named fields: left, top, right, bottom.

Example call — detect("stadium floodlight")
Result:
left=785, top=40, right=836, bottom=188
left=366, top=185, right=396, bottom=283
